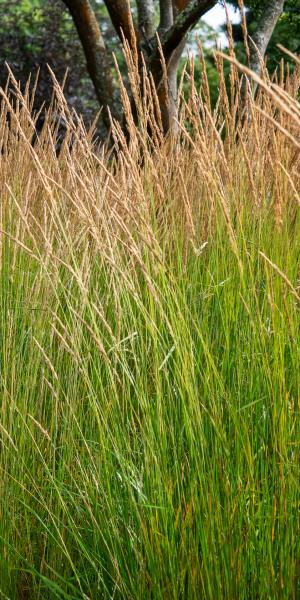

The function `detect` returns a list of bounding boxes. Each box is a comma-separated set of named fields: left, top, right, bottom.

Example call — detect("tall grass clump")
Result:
left=0, top=48, right=299, bottom=599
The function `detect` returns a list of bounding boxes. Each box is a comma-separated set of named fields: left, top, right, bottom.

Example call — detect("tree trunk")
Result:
left=159, top=0, right=174, bottom=32
left=151, top=0, right=217, bottom=133
left=136, top=0, right=156, bottom=39
left=153, top=38, right=186, bottom=134
left=249, top=0, right=285, bottom=89
left=63, top=0, right=218, bottom=137
left=63, top=0, right=119, bottom=128
left=103, top=0, right=139, bottom=46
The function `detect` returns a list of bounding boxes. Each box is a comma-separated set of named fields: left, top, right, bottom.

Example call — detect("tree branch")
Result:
left=151, top=0, right=217, bottom=63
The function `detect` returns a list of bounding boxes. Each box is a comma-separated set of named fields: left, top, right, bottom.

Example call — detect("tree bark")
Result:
left=172, top=0, right=192, bottom=17
left=159, top=0, right=174, bottom=32
left=62, top=0, right=119, bottom=128
left=249, top=0, right=286, bottom=83
left=157, top=0, right=218, bottom=63
left=158, top=37, right=186, bottom=134
left=103, top=0, right=139, bottom=47
left=136, top=0, right=156, bottom=39
left=150, top=0, right=217, bottom=133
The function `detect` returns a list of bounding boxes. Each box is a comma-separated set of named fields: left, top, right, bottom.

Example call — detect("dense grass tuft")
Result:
left=0, top=52, right=299, bottom=599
